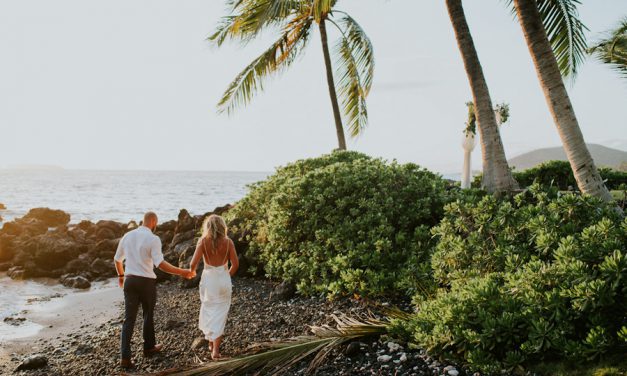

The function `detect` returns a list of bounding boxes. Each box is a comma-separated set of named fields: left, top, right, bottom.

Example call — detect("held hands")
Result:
left=182, top=269, right=196, bottom=280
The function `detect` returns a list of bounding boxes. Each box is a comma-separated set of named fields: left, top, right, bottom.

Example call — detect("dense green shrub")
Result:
left=398, top=187, right=627, bottom=373
left=471, top=160, right=627, bottom=190
left=227, top=151, right=450, bottom=298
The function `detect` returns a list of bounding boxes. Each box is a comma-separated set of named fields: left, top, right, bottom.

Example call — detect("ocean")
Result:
left=0, top=169, right=269, bottom=225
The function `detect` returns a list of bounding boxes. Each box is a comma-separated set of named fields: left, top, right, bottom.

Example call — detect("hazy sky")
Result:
left=1, top=0, right=625, bottom=173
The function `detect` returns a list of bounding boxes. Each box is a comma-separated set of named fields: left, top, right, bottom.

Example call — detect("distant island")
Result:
left=509, top=143, right=627, bottom=171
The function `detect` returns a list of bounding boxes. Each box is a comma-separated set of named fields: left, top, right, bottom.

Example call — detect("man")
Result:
left=113, top=211, right=195, bottom=369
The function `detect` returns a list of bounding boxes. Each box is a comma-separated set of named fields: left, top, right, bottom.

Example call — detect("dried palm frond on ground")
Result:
left=165, top=315, right=389, bottom=376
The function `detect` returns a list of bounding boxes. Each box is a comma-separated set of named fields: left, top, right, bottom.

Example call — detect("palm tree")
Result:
left=589, top=17, right=627, bottom=79
left=511, top=0, right=614, bottom=204
left=210, top=0, right=374, bottom=150
left=446, top=0, right=518, bottom=193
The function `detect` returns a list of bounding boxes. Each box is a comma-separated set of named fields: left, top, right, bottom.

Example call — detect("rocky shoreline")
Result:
left=2, top=277, right=474, bottom=376
left=1, top=207, right=481, bottom=375
left=0, top=205, right=236, bottom=289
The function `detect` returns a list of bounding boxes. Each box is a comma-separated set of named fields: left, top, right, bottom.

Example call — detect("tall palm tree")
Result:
left=210, top=0, right=374, bottom=150
left=511, top=0, right=614, bottom=204
left=589, top=16, right=627, bottom=79
left=446, top=0, right=518, bottom=193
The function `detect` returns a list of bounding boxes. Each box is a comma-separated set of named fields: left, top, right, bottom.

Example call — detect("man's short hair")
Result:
left=144, top=211, right=158, bottom=224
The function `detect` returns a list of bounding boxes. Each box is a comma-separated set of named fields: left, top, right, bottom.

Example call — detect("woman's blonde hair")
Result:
left=202, top=214, right=228, bottom=253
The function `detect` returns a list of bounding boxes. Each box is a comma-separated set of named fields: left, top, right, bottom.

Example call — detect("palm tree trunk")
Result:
left=319, top=18, right=347, bottom=150
left=445, top=0, right=518, bottom=193
left=512, top=0, right=614, bottom=203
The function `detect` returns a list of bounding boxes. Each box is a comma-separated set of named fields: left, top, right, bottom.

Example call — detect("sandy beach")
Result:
left=0, top=276, right=121, bottom=366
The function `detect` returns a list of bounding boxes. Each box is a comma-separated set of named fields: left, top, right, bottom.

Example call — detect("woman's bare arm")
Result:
left=189, top=238, right=204, bottom=273
left=228, top=239, right=239, bottom=277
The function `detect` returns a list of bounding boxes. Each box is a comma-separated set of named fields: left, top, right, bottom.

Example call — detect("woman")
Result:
left=189, top=214, right=239, bottom=360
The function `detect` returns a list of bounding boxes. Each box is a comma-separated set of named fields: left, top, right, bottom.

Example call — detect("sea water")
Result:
left=0, top=169, right=268, bottom=225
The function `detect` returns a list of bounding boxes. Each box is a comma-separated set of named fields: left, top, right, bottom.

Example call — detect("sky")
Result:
left=0, top=0, right=625, bottom=173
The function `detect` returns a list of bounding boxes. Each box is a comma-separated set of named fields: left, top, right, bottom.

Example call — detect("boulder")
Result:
left=174, top=209, right=195, bottom=234
left=26, top=234, right=86, bottom=270
left=15, top=354, right=47, bottom=371
left=76, top=220, right=97, bottom=235
left=8, top=266, right=26, bottom=279
left=156, top=220, right=177, bottom=233
left=158, top=230, right=174, bottom=248
left=60, top=275, right=91, bottom=289
left=0, top=261, right=12, bottom=271
left=270, top=281, right=296, bottom=301
left=65, top=258, right=90, bottom=274
left=0, top=203, right=6, bottom=210
left=154, top=268, right=172, bottom=283
left=169, top=230, right=196, bottom=251
left=92, top=238, right=119, bottom=259
left=23, top=208, right=70, bottom=227
left=0, top=234, right=15, bottom=262
left=127, top=221, right=138, bottom=230
left=90, top=258, right=114, bottom=277
left=95, top=220, right=125, bottom=239
left=95, top=227, right=117, bottom=241
left=212, top=204, right=233, bottom=216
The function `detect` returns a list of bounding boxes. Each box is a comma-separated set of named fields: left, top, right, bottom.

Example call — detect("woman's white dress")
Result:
left=199, top=255, right=232, bottom=341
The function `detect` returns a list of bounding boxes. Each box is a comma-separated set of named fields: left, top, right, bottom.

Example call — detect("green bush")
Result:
left=227, top=151, right=450, bottom=298
left=399, top=187, right=627, bottom=373
left=471, top=160, right=627, bottom=190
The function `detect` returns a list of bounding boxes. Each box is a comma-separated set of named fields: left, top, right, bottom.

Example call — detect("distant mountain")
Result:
left=509, top=144, right=627, bottom=171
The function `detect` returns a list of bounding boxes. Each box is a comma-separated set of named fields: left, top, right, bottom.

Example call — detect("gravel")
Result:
left=4, top=277, right=479, bottom=376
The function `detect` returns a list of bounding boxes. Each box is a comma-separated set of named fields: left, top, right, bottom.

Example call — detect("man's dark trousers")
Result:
left=121, top=275, right=157, bottom=359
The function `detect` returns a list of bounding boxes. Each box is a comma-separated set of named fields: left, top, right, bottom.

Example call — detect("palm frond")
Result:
left=505, top=0, right=588, bottom=78
left=208, top=0, right=308, bottom=46
left=165, top=314, right=389, bottom=376
left=589, top=16, right=627, bottom=79
left=332, top=14, right=374, bottom=137
left=217, top=15, right=313, bottom=114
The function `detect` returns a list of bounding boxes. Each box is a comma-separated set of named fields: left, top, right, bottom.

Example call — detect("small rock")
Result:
left=74, top=344, right=93, bottom=355
left=344, top=342, right=361, bottom=357
left=16, top=354, right=47, bottom=371
left=399, top=353, right=407, bottom=362
left=270, top=281, right=296, bottom=301
left=164, top=319, right=185, bottom=330
left=191, top=337, right=208, bottom=351
left=60, top=275, right=91, bottom=289
left=448, top=370, right=460, bottom=376
left=386, top=341, right=401, bottom=352
left=376, top=355, right=392, bottom=363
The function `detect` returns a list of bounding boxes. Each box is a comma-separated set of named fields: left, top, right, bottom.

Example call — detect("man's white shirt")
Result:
left=114, top=226, right=164, bottom=279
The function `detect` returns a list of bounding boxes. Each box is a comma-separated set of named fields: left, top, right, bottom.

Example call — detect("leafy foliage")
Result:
left=472, top=160, right=627, bottom=191
left=399, top=187, right=627, bottom=372
left=210, top=0, right=374, bottom=137
left=227, top=151, right=450, bottom=298
left=589, top=16, right=627, bottom=79
left=505, top=0, right=588, bottom=78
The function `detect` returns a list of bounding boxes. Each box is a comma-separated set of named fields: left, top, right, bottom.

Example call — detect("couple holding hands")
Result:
left=113, top=212, right=238, bottom=368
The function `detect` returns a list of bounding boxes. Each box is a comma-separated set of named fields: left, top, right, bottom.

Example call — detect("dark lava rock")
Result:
left=345, top=341, right=363, bottom=357
left=0, top=234, right=14, bottom=262
left=3, top=316, right=26, bottom=326
left=65, top=258, right=90, bottom=274
left=60, top=275, right=91, bottom=289
left=15, top=354, right=47, bottom=371
left=175, top=209, right=195, bottom=234
left=270, top=281, right=296, bottom=301
left=92, top=238, right=119, bottom=258
left=90, top=258, right=114, bottom=277
left=23, top=208, right=70, bottom=227
left=0, top=261, right=11, bottom=271
left=7, top=266, right=26, bottom=279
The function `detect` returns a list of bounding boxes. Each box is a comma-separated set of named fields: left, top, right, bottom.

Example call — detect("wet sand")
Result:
left=0, top=278, right=122, bottom=365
